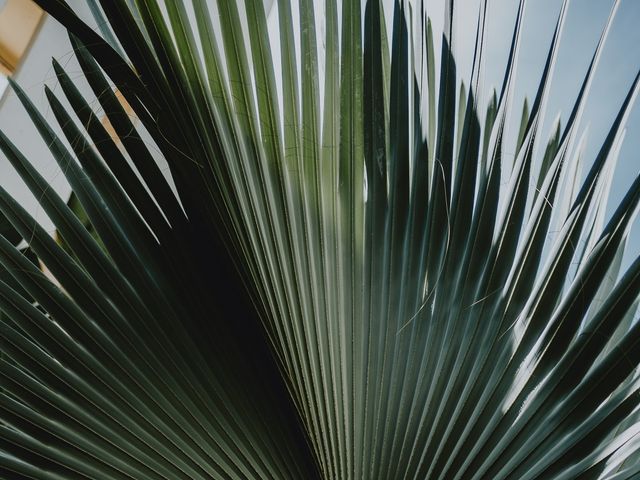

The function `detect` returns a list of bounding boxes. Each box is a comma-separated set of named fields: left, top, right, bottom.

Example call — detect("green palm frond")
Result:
left=0, top=0, right=639, bottom=479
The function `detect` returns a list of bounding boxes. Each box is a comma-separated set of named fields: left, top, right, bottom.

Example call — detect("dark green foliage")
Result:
left=0, top=1, right=638, bottom=479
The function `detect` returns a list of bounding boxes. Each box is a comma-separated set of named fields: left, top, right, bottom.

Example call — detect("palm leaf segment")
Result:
left=1, top=0, right=639, bottom=478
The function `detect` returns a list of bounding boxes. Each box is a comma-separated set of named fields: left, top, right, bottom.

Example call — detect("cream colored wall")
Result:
left=0, top=1, right=94, bottom=233
left=0, top=1, right=173, bottom=237
left=0, top=0, right=44, bottom=75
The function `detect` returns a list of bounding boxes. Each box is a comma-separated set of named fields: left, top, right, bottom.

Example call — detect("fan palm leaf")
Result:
left=0, top=0, right=639, bottom=479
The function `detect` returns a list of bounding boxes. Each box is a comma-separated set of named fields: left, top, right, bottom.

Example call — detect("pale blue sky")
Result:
left=447, top=0, right=639, bottom=269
